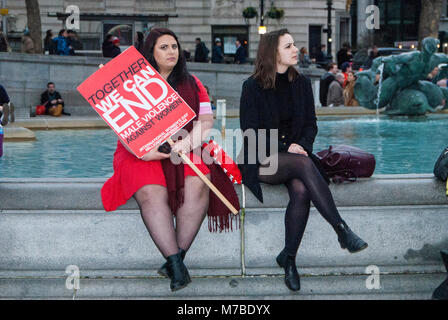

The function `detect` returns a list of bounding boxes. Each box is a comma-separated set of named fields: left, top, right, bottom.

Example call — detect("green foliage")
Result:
left=267, top=6, right=284, bottom=20
left=242, top=7, right=258, bottom=19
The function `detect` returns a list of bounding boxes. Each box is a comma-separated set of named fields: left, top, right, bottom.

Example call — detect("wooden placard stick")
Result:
left=167, top=137, right=238, bottom=215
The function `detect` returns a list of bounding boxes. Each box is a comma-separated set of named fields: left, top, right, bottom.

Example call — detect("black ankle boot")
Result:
left=166, top=252, right=191, bottom=292
left=276, top=249, right=300, bottom=291
left=334, top=220, right=368, bottom=253
left=158, top=248, right=187, bottom=278
left=432, top=250, right=448, bottom=300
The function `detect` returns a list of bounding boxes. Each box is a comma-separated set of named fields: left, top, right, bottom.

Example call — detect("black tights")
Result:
left=258, top=152, right=343, bottom=257
left=133, top=175, right=210, bottom=258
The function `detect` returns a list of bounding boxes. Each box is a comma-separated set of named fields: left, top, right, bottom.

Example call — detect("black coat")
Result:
left=238, top=73, right=327, bottom=203
left=319, top=72, right=335, bottom=106
left=102, top=42, right=121, bottom=58
left=235, top=46, right=246, bottom=64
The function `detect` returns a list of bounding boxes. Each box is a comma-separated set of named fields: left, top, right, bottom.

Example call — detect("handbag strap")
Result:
left=327, top=169, right=358, bottom=183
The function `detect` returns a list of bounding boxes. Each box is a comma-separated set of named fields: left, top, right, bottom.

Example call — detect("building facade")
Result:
left=2, top=0, right=352, bottom=60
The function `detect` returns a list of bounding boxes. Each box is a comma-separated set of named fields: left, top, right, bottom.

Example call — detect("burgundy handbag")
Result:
left=316, top=145, right=376, bottom=183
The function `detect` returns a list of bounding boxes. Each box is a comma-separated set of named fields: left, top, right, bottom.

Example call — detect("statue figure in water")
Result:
left=354, top=37, right=448, bottom=115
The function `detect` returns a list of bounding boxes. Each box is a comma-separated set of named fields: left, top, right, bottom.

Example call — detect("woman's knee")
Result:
left=134, top=184, right=168, bottom=206
left=185, top=174, right=210, bottom=198
left=288, top=179, right=309, bottom=199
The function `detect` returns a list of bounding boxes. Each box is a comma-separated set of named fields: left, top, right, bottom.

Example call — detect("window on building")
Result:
left=211, top=25, right=249, bottom=60
left=375, top=0, right=420, bottom=46
left=103, top=22, right=134, bottom=47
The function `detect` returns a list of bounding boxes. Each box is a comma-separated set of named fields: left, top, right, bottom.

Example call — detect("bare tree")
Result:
left=418, top=0, right=443, bottom=44
left=25, top=0, right=42, bottom=53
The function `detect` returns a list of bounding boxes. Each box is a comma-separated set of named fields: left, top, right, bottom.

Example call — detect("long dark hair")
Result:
left=253, top=28, right=298, bottom=89
left=142, top=28, right=194, bottom=89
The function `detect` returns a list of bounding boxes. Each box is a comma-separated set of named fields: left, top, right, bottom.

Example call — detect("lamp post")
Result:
left=258, top=0, right=266, bottom=34
left=326, top=0, right=333, bottom=57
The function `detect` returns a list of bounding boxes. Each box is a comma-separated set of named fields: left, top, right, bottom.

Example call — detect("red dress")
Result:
left=101, top=75, right=213, bottom=212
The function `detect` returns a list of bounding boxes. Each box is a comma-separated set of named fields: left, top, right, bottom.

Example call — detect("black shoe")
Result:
left=166, top=252, right=191, bottom=292
left=432, top=250, right=448, bottom=300
left=276, top=249, right=301, bottom=291
left=334, top=220, right=368, bottom=253
left=158, top=248, right=187, bottom=278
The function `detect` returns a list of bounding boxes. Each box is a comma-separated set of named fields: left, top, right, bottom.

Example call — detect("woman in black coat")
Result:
left=238, top=29, right=368, bottom=292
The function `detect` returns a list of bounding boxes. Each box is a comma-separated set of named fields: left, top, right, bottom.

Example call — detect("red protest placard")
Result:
left=77, top=46, right=196, bottom=158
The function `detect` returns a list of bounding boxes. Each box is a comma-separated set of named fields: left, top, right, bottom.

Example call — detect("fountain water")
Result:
left=375, top=63, right=385, bottom=118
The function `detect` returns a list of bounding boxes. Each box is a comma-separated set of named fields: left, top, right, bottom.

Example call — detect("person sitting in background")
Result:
left=67, top=30, right=83, bottom=55
left=53, top=29, right=71, bottom=56
left=40, top=82, right=70, bottom=116
left=102, top=35, right=121, bottom=58
left=341, top=62, right=352, bottom=87
left=211, top=38, right=224, bottom=63
left=234, top=39, right=246, bottom=64
left=21, top=29, right=34, bottom=54
left=298, top=47, right=312, bottom=68
left=315, top=44, right=327, bottom=64
left=343, top=71, right=359, bottom=107
left=327, top=73, right=345, bottom=107
left=183, top=48, right=191, bottom=61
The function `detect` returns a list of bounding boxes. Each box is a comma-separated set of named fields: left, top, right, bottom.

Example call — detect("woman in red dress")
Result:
left=101, top=28, right=240, bottom=292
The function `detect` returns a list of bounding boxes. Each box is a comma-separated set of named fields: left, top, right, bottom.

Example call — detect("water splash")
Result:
left=375, top=63, right=385, bottom=118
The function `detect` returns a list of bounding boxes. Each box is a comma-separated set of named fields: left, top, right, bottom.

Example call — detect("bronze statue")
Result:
left=354, top=37, right=448, bottom=115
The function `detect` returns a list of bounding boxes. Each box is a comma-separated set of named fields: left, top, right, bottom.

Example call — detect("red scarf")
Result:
left=161, top=76, right=240, bottom=232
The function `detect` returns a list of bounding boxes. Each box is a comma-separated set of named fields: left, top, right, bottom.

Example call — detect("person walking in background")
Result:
left=327, top=73, right=345, bottom=107
left=40, top=82, right=70, bottom=116
left=343, top=71, right=359, bottom=107
left=43, top=29, right=56, bottom=54
left=135, top=31, right=144, bottom=53
left=53, top=29, right=71, bottom=56
left=234, top=39, right=246, bottom=64
left=0, top=31, right=9, bottom=52
left=319, top=62, right=338, bottom=106
left=211, top=38, right=224, bottom=63
left=239, top=28, right=367, bottom=292
left=21, top=29, right=34, bottom=54
left=337, top=42, right=352, bottom=69
left=194, top=37, right=209, bottom=62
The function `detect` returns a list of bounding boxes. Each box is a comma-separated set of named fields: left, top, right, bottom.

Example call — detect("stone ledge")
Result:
left=0, top=175, right=446, bottom=210
left=3, top=126, right=36, bottom=141
left=0, top=273, right=444, bottom=299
